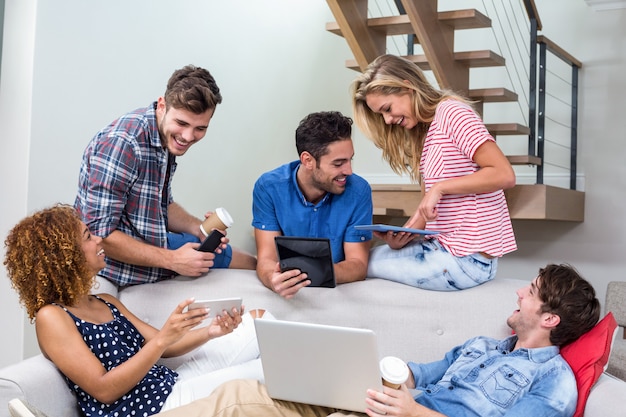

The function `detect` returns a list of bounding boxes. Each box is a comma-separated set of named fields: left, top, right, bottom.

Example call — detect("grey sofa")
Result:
left=606, top=281, right=626, bottom=381
left=1, top=269, right=624, bottom=417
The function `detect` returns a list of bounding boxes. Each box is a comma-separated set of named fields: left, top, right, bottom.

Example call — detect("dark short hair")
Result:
left=295, top=111, right=353, bottom=161
left=164, top=65, right=222, bottom=114
left=537, top=264, right=600, bottom=347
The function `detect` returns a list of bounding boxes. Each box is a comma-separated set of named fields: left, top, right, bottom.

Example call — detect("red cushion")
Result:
left=560, top=312, right=618, bottom=417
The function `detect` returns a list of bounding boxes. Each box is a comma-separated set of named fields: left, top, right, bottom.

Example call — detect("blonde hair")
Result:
left=351, top=54, right=469, bottom=181
left=4, top=204, right=94, bottom=320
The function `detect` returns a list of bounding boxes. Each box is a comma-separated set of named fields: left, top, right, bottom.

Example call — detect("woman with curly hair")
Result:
left=4, top=204, right=269, bottom=417
left=351, top=54, right=517, bottom=291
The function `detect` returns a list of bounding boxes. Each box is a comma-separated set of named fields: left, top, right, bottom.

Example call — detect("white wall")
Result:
left=498, top=0, right=626, bottom=306
left=1, top=0, right=625, bottom=363
left=2, top=0, right=389, bottom=362
left=0, top=0, right=36, bottom=367
left=25, top=0, right=391, bottom=249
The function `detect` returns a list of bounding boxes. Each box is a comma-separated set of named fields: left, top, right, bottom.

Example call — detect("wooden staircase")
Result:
left=325, top=0, right=584, bottom=221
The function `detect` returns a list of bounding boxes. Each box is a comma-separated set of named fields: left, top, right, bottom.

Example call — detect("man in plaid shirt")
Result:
left=75, top=65, right=256, bottom=290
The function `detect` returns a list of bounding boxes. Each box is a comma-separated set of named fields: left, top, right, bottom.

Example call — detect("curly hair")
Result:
left=4, top=204, right=94, bottom=321
left=537, top=264, right=601, bottom=347
left=351, top=54, right=469, bottom=182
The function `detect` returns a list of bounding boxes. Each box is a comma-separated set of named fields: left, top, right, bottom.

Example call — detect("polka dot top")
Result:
left=57, top=296, right=178, bottom=417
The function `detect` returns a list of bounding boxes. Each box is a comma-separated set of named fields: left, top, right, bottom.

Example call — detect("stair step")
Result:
left=439, top=9, right=492, bottom=29
left=454, top=50, right=506, bottom=67
left=469, top=88, right=518, bottom=103
left=326, top=9, right=490, bottom=38
left=346, top=50, right=505, bottom=71
left=371, top=184, right=420, bottom=219
left=486, top=123, right=530, bottom=136
left=507, top=155, right=542, bottom=166
left=504, top=184, right=584, bottom=221
left=371, top=184, right=584, bottom=222
left=326, top=16, right=411, bottom=37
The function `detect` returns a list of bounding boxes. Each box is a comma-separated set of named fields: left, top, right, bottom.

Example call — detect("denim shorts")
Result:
left=367, top=239, right=497, bottom=291
left=167, top=232, right=232, bottom=269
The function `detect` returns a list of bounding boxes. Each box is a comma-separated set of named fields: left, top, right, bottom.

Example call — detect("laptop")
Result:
left=254, top=318, right=383, bottom=412
left=274, top=236, right=336, bottom=288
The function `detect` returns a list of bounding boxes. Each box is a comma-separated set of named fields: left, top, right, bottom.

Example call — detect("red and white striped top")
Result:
left=420, top=100, right=517, bottom=257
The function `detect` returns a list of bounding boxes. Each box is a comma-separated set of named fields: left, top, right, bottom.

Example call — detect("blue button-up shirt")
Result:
left=409, top=335, right=577, bottom=417
left=252, top=160, right=372, bottom=263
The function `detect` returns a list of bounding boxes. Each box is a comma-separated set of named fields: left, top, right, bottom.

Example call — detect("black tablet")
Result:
left=274, top=236, right=336, bottom=288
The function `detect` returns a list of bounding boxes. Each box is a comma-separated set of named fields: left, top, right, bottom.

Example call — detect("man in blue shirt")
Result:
left=252, top=111, right=373, bottom=298
left=154, top=263, right=601, bottom=417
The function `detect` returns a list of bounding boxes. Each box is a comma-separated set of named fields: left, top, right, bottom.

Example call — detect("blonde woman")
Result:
left=352, top=54, right=517, bottom=291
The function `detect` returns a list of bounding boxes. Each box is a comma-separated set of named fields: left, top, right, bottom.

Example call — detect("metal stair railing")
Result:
left=523, top=1, right=581, bottom=190
left=376, top=0, right=581, bottom=191
left=534, top=36, right=581, bottom=190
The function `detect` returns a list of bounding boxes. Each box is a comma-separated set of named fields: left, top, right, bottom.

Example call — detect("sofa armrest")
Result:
left=0, top=355, right=81, bottom=417
left=584, top=373, right=626, bottom=416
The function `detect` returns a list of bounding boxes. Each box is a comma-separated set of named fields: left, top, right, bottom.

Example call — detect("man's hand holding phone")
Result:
left=197, top=229, right=226, bottom=253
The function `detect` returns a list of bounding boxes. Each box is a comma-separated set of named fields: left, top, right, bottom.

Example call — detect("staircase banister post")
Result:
left=522, top=0, right=543, bottom=30
left=527, top=17, right=538, bottom=158
left=570, top=65, right=579, bottom=190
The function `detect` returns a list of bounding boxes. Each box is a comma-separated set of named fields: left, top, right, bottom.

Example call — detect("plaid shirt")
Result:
left=75, top=102, right=177, bottom=286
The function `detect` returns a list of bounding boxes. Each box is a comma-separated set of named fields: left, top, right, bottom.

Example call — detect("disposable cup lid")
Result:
left=214, top=207, right=234, bottom=227
left=379, top=356, right=409, bottom=384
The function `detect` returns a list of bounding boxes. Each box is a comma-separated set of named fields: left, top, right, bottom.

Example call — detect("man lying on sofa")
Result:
left=155, top=263, right=601, bottom=417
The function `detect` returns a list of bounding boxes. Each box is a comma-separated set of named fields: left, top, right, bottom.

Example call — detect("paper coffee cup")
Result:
left=200, top=207, right=234, bottom=237
left=380, top=356, right=409, bottom=389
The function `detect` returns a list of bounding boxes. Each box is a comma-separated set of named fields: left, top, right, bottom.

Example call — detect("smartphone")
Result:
left=197, top=229, right=225, bottom=252
left=187, top=297, right=243, bottom=318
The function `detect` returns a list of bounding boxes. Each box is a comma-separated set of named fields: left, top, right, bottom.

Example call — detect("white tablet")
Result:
left=354, top=224, right=439, bottom=235
left=187, top=297, right=243, bottom=317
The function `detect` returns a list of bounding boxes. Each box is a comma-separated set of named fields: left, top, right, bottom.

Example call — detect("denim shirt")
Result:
left=408, top=335, right=577, bottom=417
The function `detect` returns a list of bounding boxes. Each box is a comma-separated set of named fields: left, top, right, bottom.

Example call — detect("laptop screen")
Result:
left=255, top=319, right=383, bottom=412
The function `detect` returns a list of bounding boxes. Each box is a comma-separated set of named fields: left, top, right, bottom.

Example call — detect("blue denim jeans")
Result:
left=367, top=239, right=497, bottom=291
left=167, top=232, right=233, bottom=268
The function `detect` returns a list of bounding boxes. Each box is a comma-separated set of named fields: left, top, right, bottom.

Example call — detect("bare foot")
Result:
left=248, top=309, right=266, bottom=319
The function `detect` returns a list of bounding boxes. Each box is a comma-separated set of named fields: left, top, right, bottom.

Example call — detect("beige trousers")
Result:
left=155, top=379, right=366, bottom=417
